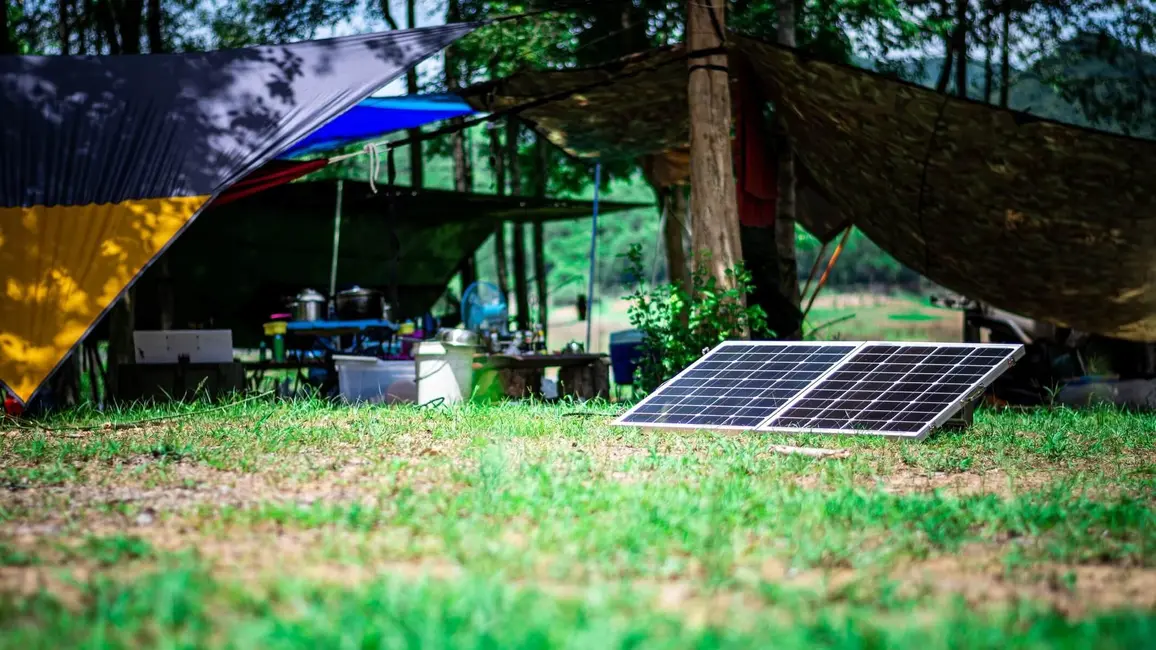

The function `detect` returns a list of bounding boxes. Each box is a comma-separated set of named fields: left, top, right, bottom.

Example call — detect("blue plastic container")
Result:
left=609, top=329, right=645, bottom=385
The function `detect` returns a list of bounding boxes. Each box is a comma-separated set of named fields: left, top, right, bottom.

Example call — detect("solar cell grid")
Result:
left=614, top=342, right=860, bottom=429
left=760, top=343, right=1022, bottom=438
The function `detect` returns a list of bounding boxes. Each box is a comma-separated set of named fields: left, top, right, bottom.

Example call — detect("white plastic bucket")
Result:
left=414, top=341, right=462, bottom=406
left=443, top=343, right=476, bottom=400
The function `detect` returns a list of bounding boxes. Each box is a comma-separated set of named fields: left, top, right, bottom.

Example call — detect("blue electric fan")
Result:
left=461, top=281, right=509, bottom=334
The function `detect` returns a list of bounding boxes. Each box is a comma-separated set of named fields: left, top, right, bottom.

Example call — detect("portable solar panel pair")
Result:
left=613, top=341, right=1024, bottom=440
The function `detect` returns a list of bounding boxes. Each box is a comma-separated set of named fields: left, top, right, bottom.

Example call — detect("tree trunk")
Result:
left=513, top=224, right=529, bottom=330
left=158, top=256, right=174, bottom=329
left=533, top=136, right=549, bottom=334
left=107, top=287, right=135, bottom=400
left=774, top=0, right=800, bottom=313
left=505, top=118, right=529, bottom=330
left=445, top=0, right=476, bottom=282
left=48, top=352, right=80, bottom=410
left=509, top=119, right=533, bottom=329
left=935, top=6, right=955, bottom=93
left=687, top=0, right=742, bottom=289
left=0, top=0, right=13, bottom=55
left=406, top=0, right=423, bottom=188
left=58, top=0, right=71, bottom=55
left=953, top=0, right=968, bottom=98
left=146, top=0, right=162, bottom=53
left=665, top=186, right=692, bottom=292
left=489, top=122, right=510, bottom=304
left=117, top=0, right=144, bottom=54
left=76, top=0, right=88, bottom=54
left=983, top=14, right=994, bottom=103
left=999, top=0, right=1011, bottom=108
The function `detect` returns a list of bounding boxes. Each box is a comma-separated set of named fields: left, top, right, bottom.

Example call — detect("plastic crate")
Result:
left=333, top=356, right=416, bottom=404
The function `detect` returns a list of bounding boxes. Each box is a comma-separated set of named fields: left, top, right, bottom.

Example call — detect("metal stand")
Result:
left=943, top=397, right=977, bottom=430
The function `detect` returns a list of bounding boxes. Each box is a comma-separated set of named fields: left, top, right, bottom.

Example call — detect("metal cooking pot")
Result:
left=437, top=327, right=481, bottom=348
left=288, top=288, right=327, bottom=322
left=336, top=286, right=388, bottom=321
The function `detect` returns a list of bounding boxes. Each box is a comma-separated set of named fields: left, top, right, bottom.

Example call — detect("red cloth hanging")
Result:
left=211, top=158, right=331, bottom=207
left=732, top=62, right=778, bottom=228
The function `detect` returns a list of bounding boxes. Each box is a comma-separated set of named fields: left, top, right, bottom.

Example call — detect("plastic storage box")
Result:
left=333, top=356, right=416, bottom=404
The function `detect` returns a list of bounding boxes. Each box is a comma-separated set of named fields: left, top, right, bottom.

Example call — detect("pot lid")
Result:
left=296, top=288, right=326, bottom=302
left=338, top=285, right=381, bottom=297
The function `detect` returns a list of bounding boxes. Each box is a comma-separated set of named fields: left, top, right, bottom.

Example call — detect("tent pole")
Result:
left=585, top=162, right=601, bottom=353
left=328, top=179, right=344, bottom=303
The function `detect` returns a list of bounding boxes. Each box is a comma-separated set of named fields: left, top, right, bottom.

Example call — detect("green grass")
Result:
left=4, top=556, right=1156, bottom=650
left=2, top=397, right=1155, bottom=647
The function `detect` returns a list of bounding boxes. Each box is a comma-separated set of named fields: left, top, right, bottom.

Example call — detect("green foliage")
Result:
left=624, top=244, right=768, bottom=393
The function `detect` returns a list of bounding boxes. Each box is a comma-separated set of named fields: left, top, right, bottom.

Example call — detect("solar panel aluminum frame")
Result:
left=611, top=340, right=866, bottom=431
left=756, top=341, right=1026, bottom=441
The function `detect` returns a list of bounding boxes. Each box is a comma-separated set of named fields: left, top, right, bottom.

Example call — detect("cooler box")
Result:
left=333, top=356, right=416, bottom=404
left=608, top=329, right=645, bottom=386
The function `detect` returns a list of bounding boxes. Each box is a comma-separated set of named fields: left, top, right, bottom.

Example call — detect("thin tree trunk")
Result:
left=774, top=0, right=800, bottom=312
left=935, top=1, right=954, bottom=94
left=117, top=0, right=144, bottom=54
left=147, top=0, right=162, bottom=52
left=665, top=186, right=692, bottom=292
left=490, top=121, right=510, bottom=304
left=48, top=352, right=80, bottom=409
left=509, top=118, right=531, bottom=327
left=983, top=13, right=994, bottom=103
left=58, top=0, right=71, bottom=55
left=406, top=0, right=423, bottom=188
left=953, top=0, right=968, bottom=98
left=533, top=136, right=549, bottom=334
left=446, top=0, right=475, bottom=284
left=76, top=0, right=88, bottom=54
left=158, top=256, right=174, bottom=329
left=107, top=287, right=135, bottom=401
left=507, top=119, right=522, bottom=195
left=687, top=0, right=742, bottom=289
left=0, top=0, right=12, bottom=55
left=999, top=0, right=1011, bottom=107
left=513, top=223, right=529, bottom=330
left=506, top=119, right=530, bottom=329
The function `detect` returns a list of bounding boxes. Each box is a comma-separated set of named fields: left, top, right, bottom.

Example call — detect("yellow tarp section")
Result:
left=0, top=196, right=207, bottom=402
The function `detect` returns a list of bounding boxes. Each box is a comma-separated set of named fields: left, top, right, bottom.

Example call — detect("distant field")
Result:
left=547, top=291, right=963, bottom=353
left=2, top=399, right=1154, bottom=647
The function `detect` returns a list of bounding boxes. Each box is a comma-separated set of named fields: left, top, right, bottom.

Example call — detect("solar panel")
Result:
left=615, top=340, right=1024, bottom=440
left=759, top=342, right=1024, bottom=440
left=613, top=341, right=861, bottom=429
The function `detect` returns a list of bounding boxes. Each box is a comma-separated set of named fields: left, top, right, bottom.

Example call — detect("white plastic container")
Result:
left=414, top=341, right=463, bottom=406
left=333, top=356, right=416, bottom=404
left=443, top=343, right=476, bottom=400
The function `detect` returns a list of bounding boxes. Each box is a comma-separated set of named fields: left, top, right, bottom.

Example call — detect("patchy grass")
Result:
left=1, top=398, right=1155, bottom=647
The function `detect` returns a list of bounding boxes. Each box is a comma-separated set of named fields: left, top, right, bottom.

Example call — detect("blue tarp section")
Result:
left=279, top=94, right=476, bottom=158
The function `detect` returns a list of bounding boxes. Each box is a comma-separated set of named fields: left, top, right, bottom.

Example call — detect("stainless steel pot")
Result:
left=288, top=288, right=327, bottom=322
left=437, top=327, right=480, bottom=348
left=336, top=286, right=387, bottom=321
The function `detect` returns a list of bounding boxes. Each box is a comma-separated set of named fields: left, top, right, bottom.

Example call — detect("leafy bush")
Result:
left=624, top=244, right=768, bottom=393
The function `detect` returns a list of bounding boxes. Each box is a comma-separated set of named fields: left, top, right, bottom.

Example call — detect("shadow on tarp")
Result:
left=119, top=180, right=647, bottom=347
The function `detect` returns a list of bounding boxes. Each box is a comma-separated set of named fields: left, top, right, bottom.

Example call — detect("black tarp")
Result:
left=129, top=180, right=646, bottom=346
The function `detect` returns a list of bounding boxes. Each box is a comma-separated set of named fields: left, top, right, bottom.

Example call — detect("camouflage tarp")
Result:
left=734, top=34, right=1156, bottom=342
left=460, top=48, right=849, bottom=244
left=464, top=47, right=688, bottom=161
left=465, top=36, right=1156, bottom=341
